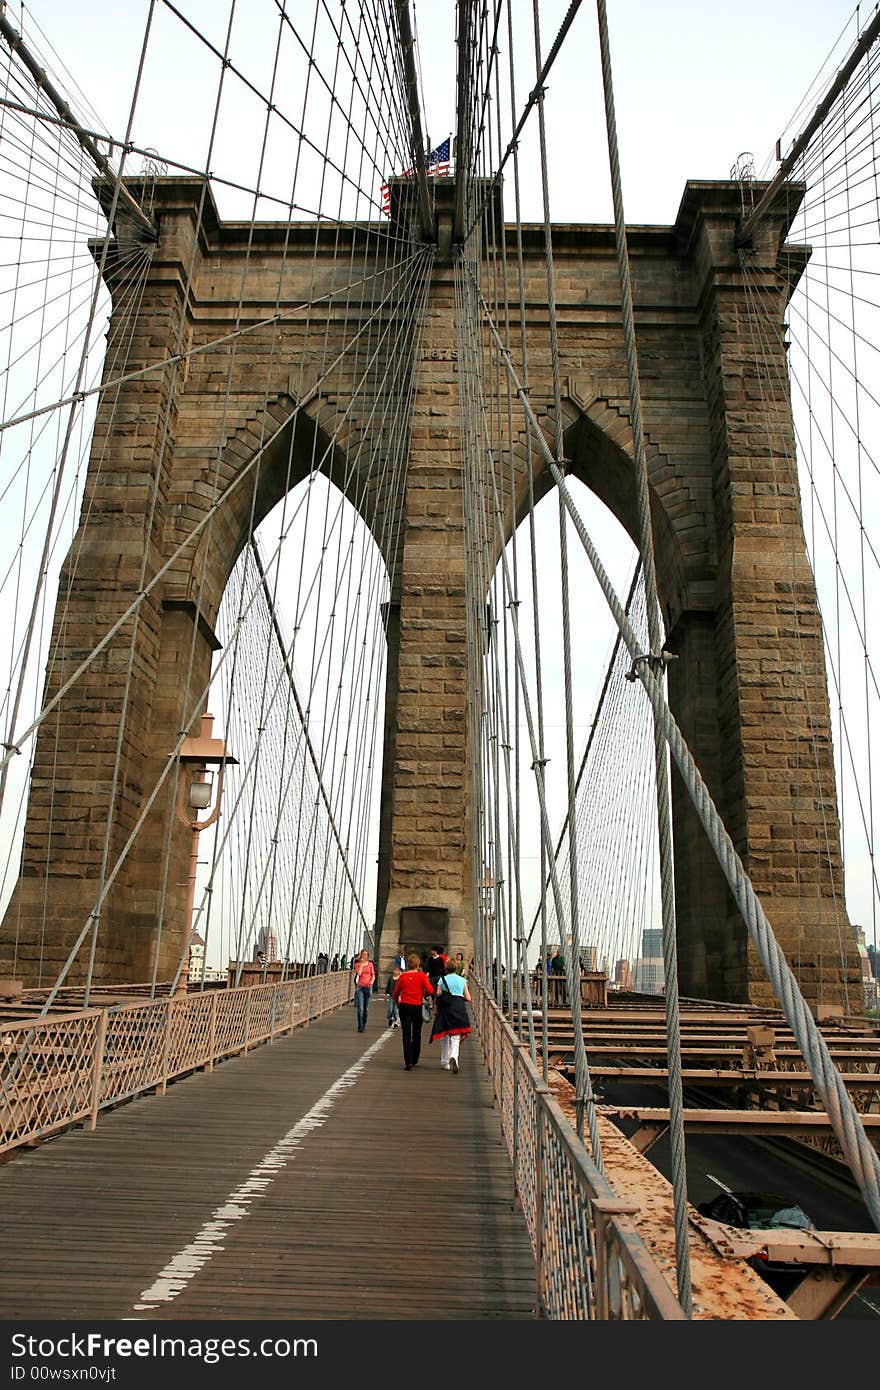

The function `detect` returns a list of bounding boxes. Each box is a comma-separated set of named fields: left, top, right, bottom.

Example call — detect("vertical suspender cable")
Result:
left=530, top=0, right=594, bottom=1145
left=595, top=0, right=692, bottom=1314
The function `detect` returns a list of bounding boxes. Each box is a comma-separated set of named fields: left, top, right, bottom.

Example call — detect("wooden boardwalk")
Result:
left=0, top=1001, right=536, bottom=1319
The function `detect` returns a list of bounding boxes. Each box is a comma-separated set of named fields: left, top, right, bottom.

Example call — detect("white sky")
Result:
left=24, top=0, right=861, bottom=224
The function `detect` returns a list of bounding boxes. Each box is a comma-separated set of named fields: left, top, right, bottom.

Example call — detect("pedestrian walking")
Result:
left=430, top=962, right=471, bottom=1073
left=385, top=963, right=402, bottom=1027
left=392, top=953, right=434, bottom=1070
left=426, top=947, right=447, bottom=990
left=353, top=949, right=376, bottom=1032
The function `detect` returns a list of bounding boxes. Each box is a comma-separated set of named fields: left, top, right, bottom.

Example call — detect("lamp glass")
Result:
left=189, top=776, right=212, bottom=811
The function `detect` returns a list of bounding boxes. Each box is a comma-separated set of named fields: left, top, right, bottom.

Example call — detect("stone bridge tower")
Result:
left=0, top=177, right=860, bottom=1008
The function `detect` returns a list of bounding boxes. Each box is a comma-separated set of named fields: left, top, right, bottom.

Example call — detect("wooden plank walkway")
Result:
left=0, top=1002, right=536, bottom=1320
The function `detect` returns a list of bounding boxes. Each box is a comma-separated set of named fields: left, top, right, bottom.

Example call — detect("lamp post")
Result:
left=175, top=713, right=236, bottom=993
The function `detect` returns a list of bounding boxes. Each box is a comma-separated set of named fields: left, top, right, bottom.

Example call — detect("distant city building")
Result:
left=853, top=926, right=878, bottom=1012
left=253, top=925, right=279, bottom=964
left=641, top=929, right=662, bottom=958
left=613, top=958, right=632, bottom=991
left=868, top=943, right=878, bottom=982
left=189, top=930, right=206, bottom=984
left=632, top=956, right=664, bottom=995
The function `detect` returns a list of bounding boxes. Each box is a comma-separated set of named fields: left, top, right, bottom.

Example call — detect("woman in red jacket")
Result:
left=392, top=953, right=434, bottom=1069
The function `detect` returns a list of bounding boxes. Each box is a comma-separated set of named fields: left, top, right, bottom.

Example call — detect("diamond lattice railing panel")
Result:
left=1, top=1013, right=97, bottom=1149
left=542, top=1126, right=594, bottom=1319
left=272, top=982, right=296, bottom=1033
left=166, top=993, right=214, bottom=1078
left=100, top=1001, right=166, bottom=1103
left=500, top=1038, right=515, bottom=1158
left=246, top=986, right=274, bottom=1045
left=514, top=1069, right=539, bottom=1250
left=215, top=989, right=248, bottom=1057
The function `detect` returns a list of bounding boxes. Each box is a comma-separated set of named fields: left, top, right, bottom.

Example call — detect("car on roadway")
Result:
left=696, top=1189, right=815, bottom=1295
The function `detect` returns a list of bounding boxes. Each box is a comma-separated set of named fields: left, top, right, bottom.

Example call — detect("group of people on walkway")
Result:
left=351, top=946, right=472, bottom=1072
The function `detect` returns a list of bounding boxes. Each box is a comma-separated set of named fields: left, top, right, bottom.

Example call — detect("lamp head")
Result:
left=188, top=774, right=212, bottom=811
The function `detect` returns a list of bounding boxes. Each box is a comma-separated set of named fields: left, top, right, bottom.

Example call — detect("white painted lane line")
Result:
left=133, top=1029, right=393, bottom=1311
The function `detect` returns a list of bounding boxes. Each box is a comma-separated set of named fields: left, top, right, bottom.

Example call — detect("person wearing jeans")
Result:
left=385, top=964, right=402, bottom=1027
left=353, top=950, right=376, bottom=1032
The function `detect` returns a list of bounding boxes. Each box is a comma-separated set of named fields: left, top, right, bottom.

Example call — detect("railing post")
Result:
left=157, top=998, right=173, bottom=1096
left=592, top=1196, right=640, bottom=1320
left=268, top=984, right=278, bottom=1044
left=534, top=1093, right=546, bottom=1317
left=512, top=1043, right=531, bottom=1211
left=206, top=990, right=217, bottom=1072
left=242, top=990, right=252, bottom=1054
left=87, top=1009, right=108, bottom=1132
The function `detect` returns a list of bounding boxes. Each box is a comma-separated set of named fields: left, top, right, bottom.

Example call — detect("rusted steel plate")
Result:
left=0, top=1009, right=536, bottom=1320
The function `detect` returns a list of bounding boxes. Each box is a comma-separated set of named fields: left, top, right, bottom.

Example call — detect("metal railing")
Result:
left=0, top=970, right=351, bottom=1154
left=471, top=981, right=686, bottom=1319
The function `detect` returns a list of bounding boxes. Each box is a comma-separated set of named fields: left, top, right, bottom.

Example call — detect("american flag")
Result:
left=380, top=135, right=452, bottom=215
left=426, top=136, right=451, bottom=176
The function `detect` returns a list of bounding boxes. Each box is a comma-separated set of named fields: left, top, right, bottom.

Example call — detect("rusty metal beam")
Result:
left=606, top=1107, right=880, bottom=1148
left=787, top=1268, right=871, bottom=1319
left=565, top=1065, right=880, bottom=1088
left=546, top=1045, right=879, bottom=1062
left=692, top=1217, right=880, bottom=1268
